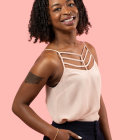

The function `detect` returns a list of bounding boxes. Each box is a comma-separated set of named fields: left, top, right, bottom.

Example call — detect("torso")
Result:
left=43, top=40, right=98, bottom=87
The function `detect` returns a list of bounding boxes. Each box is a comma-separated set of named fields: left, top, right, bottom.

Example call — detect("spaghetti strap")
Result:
left=44, top=48, right=65, bottom=69
left=44, top=42, right=94, bottom=70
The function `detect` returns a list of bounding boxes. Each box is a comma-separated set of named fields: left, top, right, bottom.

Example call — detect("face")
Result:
left=48, top=0, right=79, bottom=32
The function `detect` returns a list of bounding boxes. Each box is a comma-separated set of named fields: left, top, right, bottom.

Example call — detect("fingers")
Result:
left=68, top=130, right=82, bottom=139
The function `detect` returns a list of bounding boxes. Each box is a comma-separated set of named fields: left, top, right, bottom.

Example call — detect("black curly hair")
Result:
left=28, top=0, right=91, bottom=44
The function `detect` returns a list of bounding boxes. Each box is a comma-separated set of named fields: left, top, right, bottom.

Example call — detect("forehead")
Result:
left=49, top=0, right=74, bottom=6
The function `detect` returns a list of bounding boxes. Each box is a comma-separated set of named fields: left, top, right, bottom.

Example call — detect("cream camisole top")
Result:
left=45, top=42, right=102, bottom=124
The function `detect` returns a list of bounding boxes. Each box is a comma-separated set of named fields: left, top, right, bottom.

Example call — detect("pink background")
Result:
left=0, top=0, right=140, bottom=139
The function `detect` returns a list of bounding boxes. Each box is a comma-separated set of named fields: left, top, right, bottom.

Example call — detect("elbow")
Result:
left=12, top=100, right=23, bottom=115
left=12, top=99, right=29, bottom=116
left=12, top=101, right=18, bottom=114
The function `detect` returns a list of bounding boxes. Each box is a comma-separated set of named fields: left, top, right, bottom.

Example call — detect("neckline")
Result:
left=45, top=42, right=96, bottom=71
left=45, top=42, right=88, bottom=56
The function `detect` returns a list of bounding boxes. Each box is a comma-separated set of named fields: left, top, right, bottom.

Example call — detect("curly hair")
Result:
left=28, top=0, right=91, bottom=43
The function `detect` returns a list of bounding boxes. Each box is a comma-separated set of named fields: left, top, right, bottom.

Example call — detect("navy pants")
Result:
left=43, top=120, right=105, bottom=140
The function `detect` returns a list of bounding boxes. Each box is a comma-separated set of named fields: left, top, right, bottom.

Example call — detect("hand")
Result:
left=51, top=128, right=82, bottom=140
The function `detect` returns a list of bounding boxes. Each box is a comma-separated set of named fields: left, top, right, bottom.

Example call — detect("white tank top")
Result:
left=45, top=42, right=102, bottom=124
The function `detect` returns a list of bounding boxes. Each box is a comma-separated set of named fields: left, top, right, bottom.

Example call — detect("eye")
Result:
left=68, top=3, right=75, bottom=7
left=53, top=7, right=61, bottom=12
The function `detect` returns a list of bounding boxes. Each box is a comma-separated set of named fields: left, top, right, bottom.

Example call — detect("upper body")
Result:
left=14, top=39, right=100, bottom=113
left=44, top=41, right=101, bottom=124
left=12, top=0, right=112, bottom=139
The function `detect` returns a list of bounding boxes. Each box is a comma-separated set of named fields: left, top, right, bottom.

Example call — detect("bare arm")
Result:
left=12, top=51, right=82, bottom=140
left=99, top=96, right=112, bottom=140
left=12, top=52, right=58, bottom=139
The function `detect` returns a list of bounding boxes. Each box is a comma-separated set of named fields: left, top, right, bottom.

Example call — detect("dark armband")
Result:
left=24, top=72, right=44, bottom=84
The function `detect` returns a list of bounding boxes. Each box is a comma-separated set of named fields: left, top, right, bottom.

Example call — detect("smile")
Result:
left=60, top=16, right=76, bottom=25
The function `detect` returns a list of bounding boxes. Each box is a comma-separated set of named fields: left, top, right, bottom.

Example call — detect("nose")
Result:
left=62, top=5, right=71, bottom=15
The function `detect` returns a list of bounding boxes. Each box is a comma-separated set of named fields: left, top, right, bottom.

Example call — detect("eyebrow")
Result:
left=51, top=0, right=73, bottom=8
left=51, top=3, right=60, bottom=8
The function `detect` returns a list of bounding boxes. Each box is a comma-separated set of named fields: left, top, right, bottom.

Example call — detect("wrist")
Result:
left=53, top=128, right=59, bottom=140
left=47, top=125, right=58, bottom=139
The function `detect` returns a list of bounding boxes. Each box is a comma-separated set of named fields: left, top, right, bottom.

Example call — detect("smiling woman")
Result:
left=12, top=0, right=112, bottom=140
left=28, top=0, right=91, bottom=43
left=48, top=0, right=79, bottom=34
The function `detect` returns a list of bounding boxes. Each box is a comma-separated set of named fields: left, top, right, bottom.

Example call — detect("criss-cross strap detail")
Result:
left=62, top=57, right=82, bottom=62
left=44, top=42, right=94, bottom=70
left=63, top=54, right=92, bottom=68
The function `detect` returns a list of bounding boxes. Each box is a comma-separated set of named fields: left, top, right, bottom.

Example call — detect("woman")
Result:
left=12, top=0, right=112, bottom=139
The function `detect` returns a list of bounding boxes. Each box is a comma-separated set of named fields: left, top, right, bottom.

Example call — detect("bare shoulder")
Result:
left=31, top=48, right=58, bottom=78
left=84, top=41, right=99, bottom=65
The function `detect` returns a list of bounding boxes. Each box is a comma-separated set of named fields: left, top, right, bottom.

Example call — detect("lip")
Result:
left=61, top=20, right=75, bottom=26
left=60, top=16, right=76, bottom=22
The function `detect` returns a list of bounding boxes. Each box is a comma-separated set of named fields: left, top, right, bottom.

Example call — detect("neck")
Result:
left=53, top=29, right=78, bottom=48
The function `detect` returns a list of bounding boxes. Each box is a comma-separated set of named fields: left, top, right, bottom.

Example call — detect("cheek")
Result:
left=50, top=13, right=60, bottom=24
left=73, top=8, right=79, bottom=18
left=75, top=9, right=79, bottom=21
left=76, top=8, right=79, bottom=16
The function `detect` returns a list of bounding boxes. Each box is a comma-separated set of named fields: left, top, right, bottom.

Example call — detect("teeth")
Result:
left=63, top=17, right=73, bottom=22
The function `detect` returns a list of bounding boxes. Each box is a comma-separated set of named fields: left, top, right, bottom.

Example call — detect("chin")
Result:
left=61, top=27, right=77, bottom=33
left=54, top=24, right=77, bottom=33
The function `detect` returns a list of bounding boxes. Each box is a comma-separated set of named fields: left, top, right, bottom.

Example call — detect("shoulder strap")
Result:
left=44, top=48, right=65, bottom=69
left=44, top=42, right=94, bottom=70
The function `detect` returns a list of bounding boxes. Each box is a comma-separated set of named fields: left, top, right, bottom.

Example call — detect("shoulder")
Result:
left=84, top=41, right=99, bottom=65
left=31, top=47, right=59, bottom=79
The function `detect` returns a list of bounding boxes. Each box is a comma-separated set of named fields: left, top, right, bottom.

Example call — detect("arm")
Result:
left=99, top=96, right=112, bottom=140
left=85, top=42, right=112, bottom=140
left=12, top=51, right=58, bottom=139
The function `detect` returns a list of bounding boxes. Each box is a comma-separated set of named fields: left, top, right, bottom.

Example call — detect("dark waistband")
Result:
left=51, top=120, right=100, bottom=130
